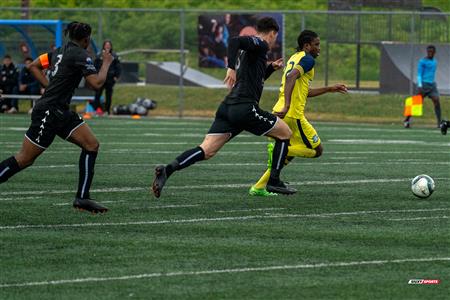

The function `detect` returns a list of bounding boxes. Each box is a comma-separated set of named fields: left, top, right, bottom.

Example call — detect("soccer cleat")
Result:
left=73, top=198, right=108, bottom=213
left=152, top=165, right=168, bottom=198
left=249, top=186, right=278, bottom=197
left=440, top=120, right=448, bottom=135
left=266, top=180, right=297, bottom=195
left=267, top=142, right=275, bottom=168
left=403, top=121, right=410, bottom=128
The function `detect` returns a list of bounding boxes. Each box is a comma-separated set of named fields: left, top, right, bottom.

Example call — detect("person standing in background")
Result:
left=404, top=45, right=441, bottom=128
left=92, top=40, right=121, bottom=115
left=16, top=57, right=40, bottom=114
left=0, top=55, right=19, bottom=113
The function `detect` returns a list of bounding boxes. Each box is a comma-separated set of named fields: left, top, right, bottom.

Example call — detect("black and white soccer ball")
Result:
left=411, top=174, right=435, bottom=198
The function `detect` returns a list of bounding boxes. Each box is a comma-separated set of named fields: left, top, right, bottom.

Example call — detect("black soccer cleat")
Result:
left=73, top=198, right=108, bottom=214
left=266, top=180, right=297, bottom=195
left=440, top=120, right=448, bottom=135
left=152, top=165, right=168, bottom=198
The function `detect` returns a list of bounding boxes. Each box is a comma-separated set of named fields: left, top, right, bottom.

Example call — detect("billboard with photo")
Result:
left=198, top=13, right=283, bottom=68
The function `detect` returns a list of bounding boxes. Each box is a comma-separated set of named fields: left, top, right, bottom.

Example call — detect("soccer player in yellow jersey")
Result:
left=250, top=30, right=348, bottom=196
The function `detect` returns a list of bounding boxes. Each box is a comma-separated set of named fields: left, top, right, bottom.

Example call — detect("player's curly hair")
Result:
left=64, top=21, right=91, bottom=41
left=297, top=30, right=318, bottom=51
left=256, top=17, right=279, bottom=33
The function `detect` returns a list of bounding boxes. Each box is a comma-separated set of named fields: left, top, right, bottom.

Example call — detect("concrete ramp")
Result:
left=146, top=61, right=225, bottom=88
left=380, top=42, right=450, bottom=95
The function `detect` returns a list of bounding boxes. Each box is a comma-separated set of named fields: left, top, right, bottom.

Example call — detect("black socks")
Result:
left=165, top=146, right=205, bottom=178
left=76, top=150, right=98, bottom=199
left=269, top=139, right=289, bottom=182
left=0, top=156, right=21, bottom=184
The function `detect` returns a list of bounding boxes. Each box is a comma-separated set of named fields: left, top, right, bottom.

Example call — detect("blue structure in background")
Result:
left=0, top=19, right=98, bottom=58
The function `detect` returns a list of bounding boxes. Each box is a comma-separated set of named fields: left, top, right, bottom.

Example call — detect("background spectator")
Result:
left=14, top=57, right=40, bottom=113
left=92, top=40, right=121, bottom=115
left=0, top=55, right=19, bottom=113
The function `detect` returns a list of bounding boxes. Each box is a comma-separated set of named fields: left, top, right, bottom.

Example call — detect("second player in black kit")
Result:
left=152, top=17, right=295, bottom=197
left=0, top=22, right=113, bottom=213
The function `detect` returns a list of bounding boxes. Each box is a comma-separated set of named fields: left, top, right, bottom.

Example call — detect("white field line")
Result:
left=2, top=178, right=450, bottom=196
left=1, top=257, right=449, bottom=288
left=0, top=196, right=44, bottom=202
left=52, top=202, right=198, bottom=209
left=216, top=208, right=286, bottom=213
left=387, top=216, right=449, bottom=221
left=28, top=161, right=449, bottom=170
left=2, top=121, right=439, bottom=132
left=328, top=139, right=450, bottom=146
left=0, top=208, right=449, bottom=230
left=52, top=200, right=125, bottom=206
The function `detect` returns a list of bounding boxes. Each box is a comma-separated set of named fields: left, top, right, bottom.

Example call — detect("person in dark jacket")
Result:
left=13, top=57, right=40, bottom=113
left=92, top=40, right=121, bottom=115
left=0, top=55, right=19, bottom=113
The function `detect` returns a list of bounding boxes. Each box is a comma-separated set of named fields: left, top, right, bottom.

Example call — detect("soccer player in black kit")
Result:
left=152, top=17, right=295, bottom=197
left=0, top=22, right=113, bottom=213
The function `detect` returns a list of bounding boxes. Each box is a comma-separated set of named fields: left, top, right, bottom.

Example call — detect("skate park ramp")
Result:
left=380, top=42, right=450, bottom=95
left=146, top=61, right=225, bottom=88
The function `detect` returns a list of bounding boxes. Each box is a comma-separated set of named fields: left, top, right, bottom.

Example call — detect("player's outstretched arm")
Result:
left=308, top=84, right=348, bottom=98
left=85, top=50, right=113, bottom=90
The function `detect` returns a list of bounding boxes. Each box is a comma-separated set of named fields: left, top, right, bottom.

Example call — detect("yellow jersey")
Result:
left=272, top=51, right=315, bottom=119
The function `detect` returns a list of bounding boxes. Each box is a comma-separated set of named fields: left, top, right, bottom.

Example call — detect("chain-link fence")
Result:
left=1, top=7, right=449, bottom=115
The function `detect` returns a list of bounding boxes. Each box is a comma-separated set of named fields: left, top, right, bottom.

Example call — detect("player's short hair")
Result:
left=256, top=17, right=279, bottom=33
left=24, top=57, right=33, bottom=62
left=3, top=54, right=11, bottom=59
left=427, top=45, right=436, bottom=51
left=64, top=21, right=92, bottom=41
left=297, top=30, right=319, bottom=51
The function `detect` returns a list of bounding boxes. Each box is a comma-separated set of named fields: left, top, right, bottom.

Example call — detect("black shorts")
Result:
left=208, top=102, right=278, bottom=137
left=25, top=105, right=84, bottom=149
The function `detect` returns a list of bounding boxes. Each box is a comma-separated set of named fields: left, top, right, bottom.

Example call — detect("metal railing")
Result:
left=1, top=7, right=449, bottom=116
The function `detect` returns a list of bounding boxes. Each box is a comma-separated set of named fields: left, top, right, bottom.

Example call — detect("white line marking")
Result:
left=52, top=200, right=125, bottom=206
left=387, top=216, right=449, bottom=221
left=29, top=161, right=450, bottom=169
left=1, top=208, right=449, bottom=230
left=2, top=178, right=450, bottom=196
left=216, top=208, right=286, bottom=213
left=0, top=187, right=144, bottom=196
left=0, top=196, right=44, bottom=202
left=1, top=257, right=449, bottom=288
left=328, top=139, right=450, bottom=146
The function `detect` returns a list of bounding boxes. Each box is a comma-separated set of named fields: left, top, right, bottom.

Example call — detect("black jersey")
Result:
left=36, top=41, right=97, bottom=109
left=224, top=36, right=275, bottom=104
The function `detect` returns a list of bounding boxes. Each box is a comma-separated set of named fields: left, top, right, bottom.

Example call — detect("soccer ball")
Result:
left=411, top=175, right=435, bottom=198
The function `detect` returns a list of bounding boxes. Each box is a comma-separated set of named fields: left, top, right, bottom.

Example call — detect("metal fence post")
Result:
left=178, top=9, right=185, bottom=118
left=409, top=12, right=415, bottom=96
left=355, top=12, right=361, bottom=89
left=97, top=11, right=103, bottom=47
left=324, top=12, right=329, bottom=87
left=282, top=13, right=285, bottom=62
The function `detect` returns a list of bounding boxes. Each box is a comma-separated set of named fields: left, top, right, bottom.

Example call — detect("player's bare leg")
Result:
left=152, top=133, right=230, bottom=198
left=68, top=123, right=108, bottom=213
left=431, top=96, right=441, bottom=128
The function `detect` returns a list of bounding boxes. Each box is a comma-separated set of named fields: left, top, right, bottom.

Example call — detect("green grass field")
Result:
left=0, top=114, right=449, bottom=299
